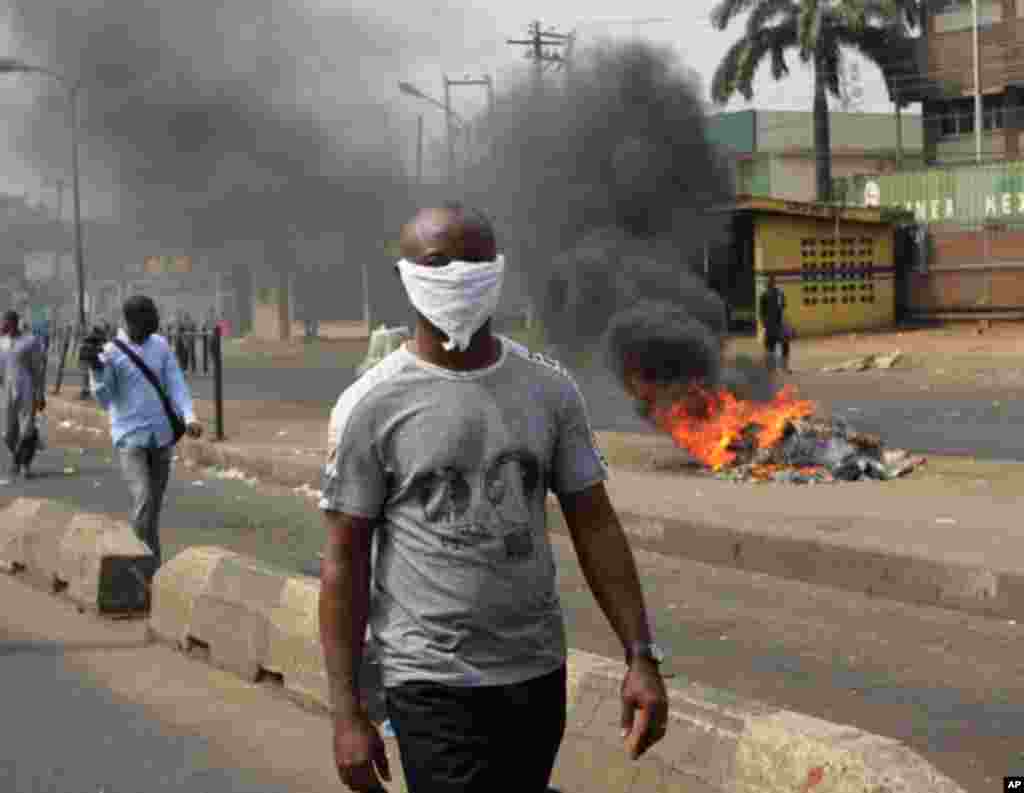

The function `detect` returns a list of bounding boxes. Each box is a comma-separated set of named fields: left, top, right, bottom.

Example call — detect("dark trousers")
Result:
left=385, top=665, right=567, bottom=793
left=4, top=399, right=37, bottom=471
left=764, top=331, right=790, bottom=369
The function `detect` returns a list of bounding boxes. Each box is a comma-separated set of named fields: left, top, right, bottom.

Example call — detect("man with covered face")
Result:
left=83, top=296, right=202, bottom=572
left=319, top=203, right=668, bottom=793
left=0, top=310, right=46, bottom=479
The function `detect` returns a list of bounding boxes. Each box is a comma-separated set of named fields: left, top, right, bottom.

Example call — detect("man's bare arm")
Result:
left=558, top=483, right=651, bottom=655
left=319, top=510, right=376, bottom=718
left=559, top=482, right=668, bottom=759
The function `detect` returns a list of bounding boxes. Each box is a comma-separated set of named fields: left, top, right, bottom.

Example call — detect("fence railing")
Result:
left=48, top=323, right=225, bottom=442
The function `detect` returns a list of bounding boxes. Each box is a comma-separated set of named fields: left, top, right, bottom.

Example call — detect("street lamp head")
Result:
left=0, top=58, right=64, bottom=83
left=398, top=81, right=425, bottom=99
left=0, top=57, right=33, bottom=74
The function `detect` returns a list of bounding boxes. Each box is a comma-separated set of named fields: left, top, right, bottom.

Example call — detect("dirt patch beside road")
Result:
left=732, top=320, right=1024, bottom=393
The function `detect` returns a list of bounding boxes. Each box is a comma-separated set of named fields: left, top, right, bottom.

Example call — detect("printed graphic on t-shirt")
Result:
left=412, top=448, right=543, bottom=561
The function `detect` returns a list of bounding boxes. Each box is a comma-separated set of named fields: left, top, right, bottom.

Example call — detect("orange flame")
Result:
left=652, top=385, right=817, bottom=470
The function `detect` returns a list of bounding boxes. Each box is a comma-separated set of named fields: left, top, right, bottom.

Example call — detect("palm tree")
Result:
left=710, top=0, right=921, bottom=202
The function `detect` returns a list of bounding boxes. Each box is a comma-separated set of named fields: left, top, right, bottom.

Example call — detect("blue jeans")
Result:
left=118, top=445, right=173, bottom=567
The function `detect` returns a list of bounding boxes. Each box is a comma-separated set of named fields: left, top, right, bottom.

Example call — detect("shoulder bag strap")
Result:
left=112, top=339, right=182, bottom=424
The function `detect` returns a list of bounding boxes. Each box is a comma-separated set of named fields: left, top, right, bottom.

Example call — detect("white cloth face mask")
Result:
left=396, top=255, right=505, bottom=352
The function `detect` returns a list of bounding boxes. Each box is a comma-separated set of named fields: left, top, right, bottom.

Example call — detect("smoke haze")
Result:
left=2, top=0, right=462, bottom=309
left=464, top=41, right=733, bottom=348
left=461, top=40, right=763, bottom=414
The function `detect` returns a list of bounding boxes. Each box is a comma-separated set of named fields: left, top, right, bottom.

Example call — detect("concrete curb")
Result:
left=145, top=543, right=963, bottom=793
left=545, top=494, right=1024, bottom=623
left=48, top=396, right=322, bottom=488
left=48, top=394, right=1024, bottom=625
left=562, top=650, right=964, bottom=793
left=0, top=498, right=152, bottom=612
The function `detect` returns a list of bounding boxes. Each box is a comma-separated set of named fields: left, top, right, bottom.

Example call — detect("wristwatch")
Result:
left=626, top=640, right=666, bottom=667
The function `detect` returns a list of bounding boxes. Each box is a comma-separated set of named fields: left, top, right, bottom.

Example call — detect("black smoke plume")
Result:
left=4, top=0, right=427, bottom=321
left=463, top=40, right=756, bottom=413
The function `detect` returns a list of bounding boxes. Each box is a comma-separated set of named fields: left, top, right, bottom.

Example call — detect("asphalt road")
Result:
left=166, top=361, right=1024, bottom=461
left=47, top=340, right=1024, bottom=460
left=0, top=625, right=297, bottom=793
left=5, top=438, right=1023, bottom=790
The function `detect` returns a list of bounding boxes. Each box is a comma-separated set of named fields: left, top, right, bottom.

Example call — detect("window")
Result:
left=934, top=0, right=1002, bottom=31
left=939, top=102, right=958, bottom=137
left=984, top=95, right=1004, bottom=130
left=936, top=97, right=1003, bottom=138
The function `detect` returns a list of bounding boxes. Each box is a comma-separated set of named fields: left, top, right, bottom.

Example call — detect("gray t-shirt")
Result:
left=320, top=336, right=608, bottom=687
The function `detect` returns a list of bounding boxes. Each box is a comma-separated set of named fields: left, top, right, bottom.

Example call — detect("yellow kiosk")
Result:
left=707, top=196, right=910, bottom=336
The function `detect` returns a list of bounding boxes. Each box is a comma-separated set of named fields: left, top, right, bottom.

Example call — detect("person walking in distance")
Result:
left=759, top=274, right=791, bottom=372
left=0, top=311, right=46, bottom=479
left=319, top=204, right=669, bottom=793
left=81, top=296, right=202, bottom=571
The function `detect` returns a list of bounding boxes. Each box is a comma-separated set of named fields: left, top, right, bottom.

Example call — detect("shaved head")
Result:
left=399, top=203, right=497, bottom=264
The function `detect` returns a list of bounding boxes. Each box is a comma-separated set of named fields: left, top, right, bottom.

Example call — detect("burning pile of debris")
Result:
left=605, top=302, right=924, bottom=485
left=651, top=386, right=924, bottom=484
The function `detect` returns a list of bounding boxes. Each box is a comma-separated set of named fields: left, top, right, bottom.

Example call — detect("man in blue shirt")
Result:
left=82, top=295, right=202, bottom=570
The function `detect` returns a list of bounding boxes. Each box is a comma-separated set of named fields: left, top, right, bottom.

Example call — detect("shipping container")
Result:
left=836, top=161, right=1024, bottom=227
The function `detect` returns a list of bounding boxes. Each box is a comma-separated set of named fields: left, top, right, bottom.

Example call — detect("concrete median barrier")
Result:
left=56, top=516, right=154, bottom=613
left=265, top=575, right=328, bottom=708
left=149, top=546, right=232, bottom=648
left=2, top=499, right=155, bottom=613
left=0, top=497, right=75, bottom=574
left=184, top=552, right=290, bottom=680
left=558, top=650, right=964, bottom=793
left=147, top=546, right=964, bottom=792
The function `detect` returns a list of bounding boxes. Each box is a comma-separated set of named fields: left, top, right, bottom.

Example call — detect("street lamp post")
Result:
left=398, top=80, right=466, bottom=187
left=0, top=58, right=90, bottom=397
left=972, top=0, right=983, bottom=164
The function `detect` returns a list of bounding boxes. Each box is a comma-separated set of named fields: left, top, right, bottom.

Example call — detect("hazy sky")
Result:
left=0, top=0, right=898, bottom=217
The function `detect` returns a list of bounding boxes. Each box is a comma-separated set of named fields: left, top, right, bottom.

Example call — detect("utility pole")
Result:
left=443, top=74, right=455, bottom=186
left=47, top=178, right=66, bottom=281
left=445, top=75, right=495, bottom=168
left=507, top=21, right=572, bottom=97
left=416, top=114, right=424, bottom=188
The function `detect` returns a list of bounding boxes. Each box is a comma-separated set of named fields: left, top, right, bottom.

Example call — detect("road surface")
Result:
left=158, top=361, right=1024, bottom=461
left=0, top=624, right=306, bottom=793
left=48, top=340, right=1024, bottom=460
left=4, top=440, right=1022, bottom=790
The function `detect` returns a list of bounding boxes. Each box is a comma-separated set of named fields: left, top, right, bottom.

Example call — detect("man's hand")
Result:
left=621, top=658, right=669, bottom=760
left=333, top=712, right=391, bottom=792
left=34, top=397, right=45, bottom=413
left=185, top=421, right=202, bottom=439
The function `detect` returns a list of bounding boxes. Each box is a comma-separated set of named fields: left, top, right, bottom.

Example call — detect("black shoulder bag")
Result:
left=113, top=339, right=187, bottom=444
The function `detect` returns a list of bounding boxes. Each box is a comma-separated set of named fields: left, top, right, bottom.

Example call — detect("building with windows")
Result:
left=916, top=0, right=1024, bottom=164
left=830, top=1, right=1024, bottom=316
left=708, top=109, right=924, bottom=203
